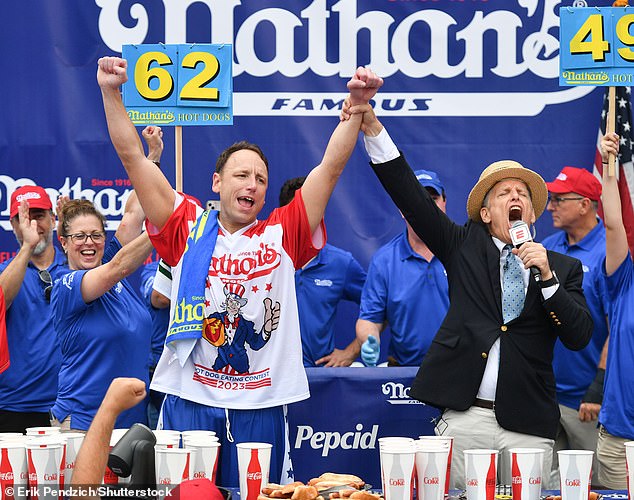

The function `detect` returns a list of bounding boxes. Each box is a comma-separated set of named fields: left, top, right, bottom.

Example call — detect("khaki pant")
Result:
left=438, top=406, right=555, bottom=489
left=597, top=425, right=629, bottom=489
left=49, top=414, right=72, bottom=431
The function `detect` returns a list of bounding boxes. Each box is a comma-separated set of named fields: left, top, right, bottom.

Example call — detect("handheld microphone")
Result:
left=509, top=220, right=542, bottom=283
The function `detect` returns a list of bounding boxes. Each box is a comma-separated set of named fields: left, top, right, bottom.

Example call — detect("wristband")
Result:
left=539, top=271, right=559, bottom=288
left=152, top=160, right=161, bottom=167
left=582, top=368, right=605, bottom=404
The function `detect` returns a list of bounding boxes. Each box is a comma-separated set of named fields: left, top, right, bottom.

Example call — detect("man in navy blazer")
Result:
left=344, top=105, right=593, bottom=488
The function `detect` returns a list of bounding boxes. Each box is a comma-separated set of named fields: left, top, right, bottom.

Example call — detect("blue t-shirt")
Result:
left=599, top=252, right=634, bottom=440
left=542, top=221, right=609, bottom=409
left=0, top=249, right=66, bottom=412
left=140, top=260, right=170, bottom=368
left=295, top=244, right=366, bottom=367
left=359, top=231, right=449, bottom=366
left=51, top=238, right=151, bottom=430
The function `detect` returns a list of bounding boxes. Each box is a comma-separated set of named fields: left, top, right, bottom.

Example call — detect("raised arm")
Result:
left=71, top=377, right=146, bottom=488
left=0, top=201, right=40, bottom=308
left=114, top=191, right=146, bottom=246
left=79, top=232, right=153, bottom=303
left=300, top=68, right=383, bottom=233
left=600, top=132, right=629, bottom=274
left=97, top=57, right=175, bottom=229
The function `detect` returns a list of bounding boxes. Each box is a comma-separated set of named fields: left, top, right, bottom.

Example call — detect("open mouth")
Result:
left=238, top=196, right=254, bottom=208
left=80, top=249, right=97, bottom=257
left=509, top=205, right=522, bottom=222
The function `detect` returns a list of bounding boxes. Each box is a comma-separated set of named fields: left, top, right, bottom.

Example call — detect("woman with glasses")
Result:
left=50, top=192, right=153, bottom=431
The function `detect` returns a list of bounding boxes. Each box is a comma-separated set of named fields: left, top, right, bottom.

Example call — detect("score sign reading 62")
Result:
left=560, top=7, right=634, bottom=86
left=122, top=44, right=232, bottom=126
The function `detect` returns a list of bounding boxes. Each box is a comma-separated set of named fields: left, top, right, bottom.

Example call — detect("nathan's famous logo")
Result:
left=0, top=175, right=132, bottom=231
left=382, top=381, right=422, bottom=405
left=211, top=243, right=281, bottom=280
left=96, top=0, right=589, bottom=117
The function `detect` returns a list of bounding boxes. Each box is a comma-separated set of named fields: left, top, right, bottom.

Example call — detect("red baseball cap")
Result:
left=9, top=186, right=53, bottom=218
left=546, top=166, right=602, bottom=202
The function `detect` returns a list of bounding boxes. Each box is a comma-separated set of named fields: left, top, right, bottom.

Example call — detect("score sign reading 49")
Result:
left=560, top=7, right=634, bottom=86
left=122, top=44, right=232, bottom=126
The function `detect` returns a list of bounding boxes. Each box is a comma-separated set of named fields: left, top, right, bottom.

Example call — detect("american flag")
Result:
left=593, top=86, right=634, bottom=256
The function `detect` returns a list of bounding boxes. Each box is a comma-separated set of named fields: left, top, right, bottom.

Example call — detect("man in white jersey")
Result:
left=97, top=56, right=382, bottom=487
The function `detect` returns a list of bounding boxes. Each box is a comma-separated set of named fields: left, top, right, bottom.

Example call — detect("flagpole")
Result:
left=175, top=125, right=183, bottom=192
left=607, top=86, right=617, bottom=176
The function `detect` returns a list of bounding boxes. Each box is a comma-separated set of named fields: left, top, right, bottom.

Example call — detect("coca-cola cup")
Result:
left=154, top=448, right=191, bottom=490
left=155, top=435, right=182, bottom=450
left=183, top=436, right=220, bottom=482
left=25, top=427, right=60, bottom=437
left=414, top=444, right=449, bottom=500
left=181, top=430, right=217, bottom=440
left=508, top=448, right=544, bottom=500
left=625, top=442, right=634, bottom=500
left=59, top=433, right=84, bottom=485
left=104, top=429, right=131, bottom=485
left=379, top=437, right=416, bottom=449
left=236, top=442, right=272, bottom=500
left=0, top=433, right=24, bottom=441
left=418, top=436, right=454, bottom=495
left=557, top=450, right=593, bottom=500
left=379, top=445, right=416, bottom=500
left=1, top=441, right=28, bottom=499
left=464, top=449, right=498, bottom=500
left=25, top=437, right=65, bottom=497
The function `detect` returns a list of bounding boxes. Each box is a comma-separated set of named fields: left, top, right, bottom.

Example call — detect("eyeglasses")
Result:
left=38, top=269, right=52, bottom=303
left=63, top=231, right=106, bottom=244
left=547, top=195, right=585, bottom=207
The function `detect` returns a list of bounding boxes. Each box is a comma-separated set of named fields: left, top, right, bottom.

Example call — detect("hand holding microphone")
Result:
left=509, top=221, right=552, bottom=283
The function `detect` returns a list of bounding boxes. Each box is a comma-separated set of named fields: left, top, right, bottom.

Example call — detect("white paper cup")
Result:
left=557, top=450, right=593, bottom=500
left=181, top=430, right=217, bottom=440
left=625, top=442, right=634, bottom=500
left=0, top=441, right=29, bottom=495
left=509, top=448, right=544, bottom=500
left=237, top=442, right=272, bottom=500
left=0, top=433, right=24, bottom=441
left=379, top=437, right=416, bottom=449
left=415, top=447, right=449, bottom=500
left=155, top=448, right=191, bottom=487
left=380, top=448, right=416, bottom=500
left=464, top=449, right=498, bottom=500
left=60, top=433, right=84, bottom=485
left=418, top=436, right=454, bottom=495
left=184, top=438, right=221, bottom=482
left=155, top=435, right=182, bottom=449
left=25, top=438, right=65, bottom=491
left=25, top=427, right=60, bottom=437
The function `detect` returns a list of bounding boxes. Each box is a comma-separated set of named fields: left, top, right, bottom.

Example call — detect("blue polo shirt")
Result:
left=140, top=260, right=170, bottom=368
left=599, top=253, right=634, bottom=440
left=359, top=231, right=449, bottom=366
left=542, top=220, right=609, bottom=409
left=295, top=244, right=366, bottom=367
left=0, top=249, right=66, bottom=412
left=51, top=238, right=151, bottom=430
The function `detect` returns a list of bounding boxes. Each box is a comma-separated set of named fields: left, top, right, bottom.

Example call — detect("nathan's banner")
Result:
left=560, top=7, right=634, bottom=86
left=122, top=44, right=233, bottom=126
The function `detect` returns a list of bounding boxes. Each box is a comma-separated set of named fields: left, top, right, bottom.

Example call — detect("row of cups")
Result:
left=377, top=436, right=634, bottom=500
left=107, top=428, right=221, bottom=487
left=0, top=427, right=85, bottom=491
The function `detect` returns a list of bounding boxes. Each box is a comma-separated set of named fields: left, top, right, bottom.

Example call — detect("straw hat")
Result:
left=466, top=160, right=548, bottom=223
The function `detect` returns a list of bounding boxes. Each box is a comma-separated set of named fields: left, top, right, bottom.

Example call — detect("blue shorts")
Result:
left=159, top=395, right=291, bottom=487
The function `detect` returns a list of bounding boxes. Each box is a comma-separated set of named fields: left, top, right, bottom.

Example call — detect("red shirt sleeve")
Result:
left=145, top=195, right=201, bottom=267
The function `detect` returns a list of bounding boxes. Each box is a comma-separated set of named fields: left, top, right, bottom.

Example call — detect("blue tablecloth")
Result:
left=287, top=367, right=440, bottom=486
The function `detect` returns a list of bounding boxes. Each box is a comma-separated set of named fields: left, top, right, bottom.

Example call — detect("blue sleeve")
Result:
left=342, top=256, right=366, bottom=304
left=605, top=252, right=634, bottom=301
left=359, top=255, right=388, bottom=324
left=102, top=237, right=123, bottom=265
left=51, top=270, right=89, bottom=346
left=139, top=261, right=159, bottom=307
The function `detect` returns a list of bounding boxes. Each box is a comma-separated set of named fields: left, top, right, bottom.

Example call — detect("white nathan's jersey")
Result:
left=149, top=192, right=322, bottom=409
